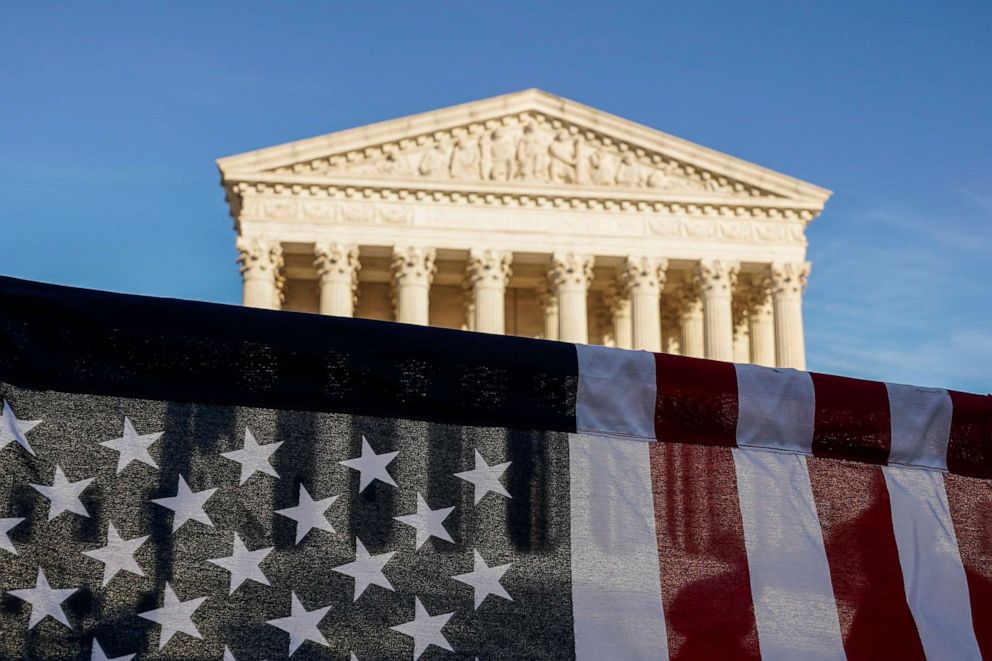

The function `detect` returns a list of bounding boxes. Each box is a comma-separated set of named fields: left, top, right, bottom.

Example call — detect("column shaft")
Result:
left=623, top=256, right=667, bottom=352
left=732, top=291, right=749, bottom=362
left=391, top=247, right=436, bottom=326
left=467, top=250, right=512, bottom=334
left=550, top=253, right=594, bottom=344
left=236, top=237, right=283, bottom=310
left=610, top=294, right=633, bottom=349
left=771, top=262, right=810, bottom=369
left=696, top=260, right=740, bottom=362
left=748, top=278, right=776, bottom=367
left=314, top=243, right=360, bottom=317
left=680, top=297, right=705, bottom=358
left=538, top=283, right=559, bottom=341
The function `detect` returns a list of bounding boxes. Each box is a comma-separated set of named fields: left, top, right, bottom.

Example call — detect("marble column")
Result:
left=748, top=276, right=776, bottom=367
left=677, top=282, right=705, bottom=358
left=695, top=260, right=739, bottom=362
left=771, top=261, right=810, bottom=369
left=236, top=236, right=283, bottom=310
left=314, top=242, right=360, bottom=317
left=391, top=246, right=436, bottom=326
left=660, top=299, right=682, bottom=355
left=621, top=256, right=667, bottom=351
left=537, top=281, right=559, bottom=341
left=466, top=249, right=512, bottom=334
left=549, top=252, right=594, bottom=344
left=604, top=284, right=633, bottom=349
left=732, top=297, right=751, bottom=363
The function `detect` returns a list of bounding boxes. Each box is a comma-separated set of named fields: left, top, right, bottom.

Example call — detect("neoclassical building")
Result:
left=217, top=90, right=830, bottom=368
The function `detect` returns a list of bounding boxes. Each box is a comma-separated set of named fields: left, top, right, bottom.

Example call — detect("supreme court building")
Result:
left=217, top=90, right=830, bottom=369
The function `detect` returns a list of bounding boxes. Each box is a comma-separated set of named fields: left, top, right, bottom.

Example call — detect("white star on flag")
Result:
left=452, top=549, right=513, bottom=609
left=31, top=465, right=94, bottom=521
left=221, top=427, right=282, bottom=485
left=0, top=517, right=24, bottom=554
left=454, top=450, right=511, bottom=504
left=266, top=591, right=332, bottom=656
left=207, top=532, right=273, bottom=594
left=0, top=399, right=40, bottom=455
left=98, top=416, right=162, bottom=473
left=138, top=582, right=207, bottom=649
left=390, top=596, right=454, bottom=660
left=82, top=522, right=149, bottom=586
left=332, top=537, right=396, bottom=601
left=275, top=484, right=339, bottom=544
left=8, top=567, right=77, bottom=629
left=151, top=475, right=217, bottom=532
left=90, top=639, right=135, bottom=661
left=395, top=493, right=454, bottom=549
left=339, top=435, right=399, bottom=492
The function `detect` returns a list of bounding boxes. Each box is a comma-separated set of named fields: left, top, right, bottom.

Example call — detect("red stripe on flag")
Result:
left=807, top=457, right=925, bottom=660
left=946, top=391, right=992, bottom=478
left=944, top=471, right=992, bottom=658
left=811, top=372, right=891, bottom=463
left=649, top=441, right=759, bottom=660
left=654, top=353, right=738, bottom=446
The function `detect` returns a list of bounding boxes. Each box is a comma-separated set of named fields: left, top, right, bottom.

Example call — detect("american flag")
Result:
left=0, top=275, right=989, bottom=660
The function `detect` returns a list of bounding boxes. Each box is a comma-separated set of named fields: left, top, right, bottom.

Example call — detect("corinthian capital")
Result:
left=535, top=280, right=558, bottom=313
left=391, top=246, right=437, bottom=287
left=673, top=278, right=703, bottom=316
left=549, top=252, right=595, bottom=292
left=314, top=242, right=360, bottom=283
left=694, top=259, right=740, bottom=295
left=603, top=284, right=631, bottom=317
left=466, top=249, right=513, bottom=289
left=236, top=236, right=284, bottom=279
left=770, top=261, right=811, bottom=297
left=621, top=256, right=669, bottom=293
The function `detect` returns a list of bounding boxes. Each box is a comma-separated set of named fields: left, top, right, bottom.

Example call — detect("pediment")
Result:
left=218, top=89, right=830, bottom=207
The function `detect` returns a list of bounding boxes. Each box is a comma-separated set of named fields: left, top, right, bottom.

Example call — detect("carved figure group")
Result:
left=348, top=117, right=735, bottom=193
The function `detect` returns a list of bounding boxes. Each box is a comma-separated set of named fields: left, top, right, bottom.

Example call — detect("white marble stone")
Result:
left=217, top=90, right=831, bottom=366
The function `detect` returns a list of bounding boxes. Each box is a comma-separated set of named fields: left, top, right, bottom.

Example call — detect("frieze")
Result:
left=233, top=183, right=816, bottom=221
left=647, top=217, right=805, bottom=244
left=240, top=195, right=413, bottom=227
left=236, top=192, right=806, bottom=245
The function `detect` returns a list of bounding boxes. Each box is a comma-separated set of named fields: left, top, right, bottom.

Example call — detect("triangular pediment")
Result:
left=218, top=89, right=830, bottom=207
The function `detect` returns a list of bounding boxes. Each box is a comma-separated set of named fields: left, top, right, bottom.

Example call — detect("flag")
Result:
left=0, top=275, right=989, bottom=660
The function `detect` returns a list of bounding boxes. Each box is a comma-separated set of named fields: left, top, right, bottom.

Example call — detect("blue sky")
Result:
left=2, top=2, right=989, bottom=392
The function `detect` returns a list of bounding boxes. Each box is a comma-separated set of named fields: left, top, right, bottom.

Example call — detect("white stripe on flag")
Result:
left=886, top=383, right=952, bottom=470
left=575, top=345, right=656, bottom=440
left=883, top=466, right=981, bottom=660
left=568, top=434, right=668, bottom=660
left=735, top=364, right=815, bottom=453
left=732, top=447, right=845, bottom=661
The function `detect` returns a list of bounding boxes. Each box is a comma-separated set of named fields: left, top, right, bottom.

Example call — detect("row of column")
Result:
left=236, top=237, right=810, bottom=369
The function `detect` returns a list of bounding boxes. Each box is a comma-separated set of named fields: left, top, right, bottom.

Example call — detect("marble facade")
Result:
left=218, top=90, right=830, bottom=368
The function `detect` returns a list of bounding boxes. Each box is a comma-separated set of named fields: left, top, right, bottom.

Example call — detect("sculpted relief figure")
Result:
left=515, top=122, right=549, bottom=181
left=548, top=129, right=577, bottom=184
left=418, top=141, right=451, bottom=177
left=574, top=140, right=596, bottom=185
left=587, top=149, right=618, bottom=186
left=342, top=116, right=749, bottom=194
left=449, top=135, right=481, bottom=179
left=377, top=151, right=412, bottom=177
left=615, top=153, right=643, bottom=187
left=487, top=127, right=516, bottom=181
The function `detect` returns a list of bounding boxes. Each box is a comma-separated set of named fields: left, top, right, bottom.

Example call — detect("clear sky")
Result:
left=2, top=2, right=989, bottom=393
